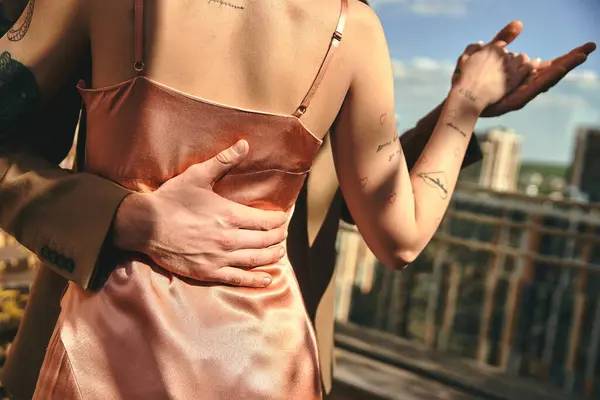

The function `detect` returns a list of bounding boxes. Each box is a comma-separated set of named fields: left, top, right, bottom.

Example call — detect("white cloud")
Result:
left=391, top=57, right=456, bottom=81
left=562, top=69, right=599, bottom=90
left=371, top=0, right=471, bottom=16
left=409, top=0, right=470, bottom=16
left=391, top=60, right=407, bottom=78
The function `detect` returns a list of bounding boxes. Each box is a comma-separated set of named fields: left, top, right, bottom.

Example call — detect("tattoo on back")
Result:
left=7, top=1, right=35, bottom=42
left=208, top=0, right=245, bottom=10
left=416, top=171, right=449, bottom=199
left=0, top=51, right=41, bottom=137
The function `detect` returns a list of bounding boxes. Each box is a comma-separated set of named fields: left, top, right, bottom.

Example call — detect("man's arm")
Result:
left=0, top=77, right=132, bottom=289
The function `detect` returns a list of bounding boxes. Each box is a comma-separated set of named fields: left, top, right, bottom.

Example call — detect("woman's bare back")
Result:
left=87, top=0, right=365, bottom=138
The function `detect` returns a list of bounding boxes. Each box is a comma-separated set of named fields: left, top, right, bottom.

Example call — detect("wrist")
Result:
left=111, top=193, right=154, bottom=252
left=448, top=86, right=486, bottom=117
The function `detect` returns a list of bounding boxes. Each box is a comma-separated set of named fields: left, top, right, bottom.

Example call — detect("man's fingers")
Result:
left=489, top=20, right=523, bottom=47
left=234, top=225, right=288, bottom=250
left=515, top=63, right=535, bottom=85
left=211, top=267, right=273, bottom=288
left=227, top=202, right=289, bottom=230
left=541, top=42, right=596, bottom=70
left=199, top=140, right=249, bottom=187
left=227, top=246, right=286, bottom=269
left=536, top=66, right=570, bottom=92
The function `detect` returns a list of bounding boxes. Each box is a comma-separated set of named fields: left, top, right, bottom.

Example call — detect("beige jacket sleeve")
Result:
left=0, top=95, right=130, bottom=399
left=0, top=151, right=130, bottom=289
left=0, top=81, right=131, bottom=290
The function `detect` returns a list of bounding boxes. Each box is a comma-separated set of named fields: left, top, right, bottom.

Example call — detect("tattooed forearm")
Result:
left=376, top=140, right=391, bottom=153
left=388, top=149, right=401, bottom=162
left=376, top=130, right=399, bottom=153
left=6, top=0, right=34, bottom=42
left=208, top=0, right=244, bottom=10
left=458, top=88, right=477, bottom=103
left=0, top=51, right=41, bottom=137
left=445, top=121, right=468, bottom=137
left=416, top=171, right=449, bottom=199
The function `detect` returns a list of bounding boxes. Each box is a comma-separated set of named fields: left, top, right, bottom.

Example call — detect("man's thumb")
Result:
left=203, top=139, right=249, bottom=187
left=489, top=20, right=523, bottom=47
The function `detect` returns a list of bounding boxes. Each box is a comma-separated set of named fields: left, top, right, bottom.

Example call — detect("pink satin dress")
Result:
left=33, top=0, right=348, bottom=399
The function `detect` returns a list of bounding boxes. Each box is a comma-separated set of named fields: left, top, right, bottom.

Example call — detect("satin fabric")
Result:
left=33, top=76, right=323, bottom=399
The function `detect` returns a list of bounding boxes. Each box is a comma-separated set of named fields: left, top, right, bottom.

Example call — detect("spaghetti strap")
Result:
left=133, top=0, right=145, bottom=75
left=293, top=0, right=348, bottom=118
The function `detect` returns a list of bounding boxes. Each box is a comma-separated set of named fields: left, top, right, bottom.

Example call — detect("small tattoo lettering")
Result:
left=387, top=193, right=397, bottom=204
left=416, top=171, right=449, bottom=199
left=359, top=177, right=369, bottom=187
left=388, top=149, right=401, bottom=162
left=208, top=0, right=245, bottom=10
left=446, top=121, right=468, bottom=137
left=458, top=88, right=477, bottom=102
left=376, top=140, right=392, bottom=153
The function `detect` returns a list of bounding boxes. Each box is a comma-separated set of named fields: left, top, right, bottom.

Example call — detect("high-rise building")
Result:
left=465, top=127, right=522, bottom=192
left=570, top=126, right=600, bottom=203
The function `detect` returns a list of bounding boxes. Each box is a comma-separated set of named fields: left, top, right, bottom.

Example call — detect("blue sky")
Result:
left=371, top=0, right=600, bottom=163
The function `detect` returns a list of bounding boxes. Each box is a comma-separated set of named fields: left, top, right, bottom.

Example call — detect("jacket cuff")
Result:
left=31, top=175, right=130, bottom=290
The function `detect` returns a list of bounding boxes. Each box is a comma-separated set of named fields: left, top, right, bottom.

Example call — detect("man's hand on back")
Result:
left=112, top=139, right=287, bottom=288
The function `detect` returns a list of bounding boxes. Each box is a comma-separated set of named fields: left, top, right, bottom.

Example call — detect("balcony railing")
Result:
left=334, top=185, right=600, bottom=398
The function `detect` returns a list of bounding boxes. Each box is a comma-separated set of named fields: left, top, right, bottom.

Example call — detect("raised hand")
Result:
left=112, top=140, right=289, bottom=288
left=454, top=38, right=533, bottom=111
left=484, top=41, right=596, bottom=116
left=452, top=21, right=597, bottom=117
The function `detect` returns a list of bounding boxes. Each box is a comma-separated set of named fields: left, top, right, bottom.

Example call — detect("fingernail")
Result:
left=263, top=276, right=272, bottom=286
left=477, top=41, right=484, bottom=45
left=279, top=248, right=285, bottom=257
left=534, top=57, right=541, bottom=63
left=284, top=230, right=288, bottom=239
left=232, top=140, right=247, bottom=155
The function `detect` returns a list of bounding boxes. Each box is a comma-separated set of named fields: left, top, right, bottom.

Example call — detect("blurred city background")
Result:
left=1, top=0, right=599, bottom=399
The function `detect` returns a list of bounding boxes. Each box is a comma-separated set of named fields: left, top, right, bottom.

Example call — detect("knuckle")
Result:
left=220, top=208, right=238, bottom=227
left=263, top=219, right=272, bottom=231
left=247, top=255, right=258, bottom=267
left=184, top=164, right=204, bottom=181
left=259, top=234, right=269, bottom=249
left=216, top=233, right=236, bottom=250
left=215, top=150, right=233, bottom=165
left=225, top=274, right=243, bottom=286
